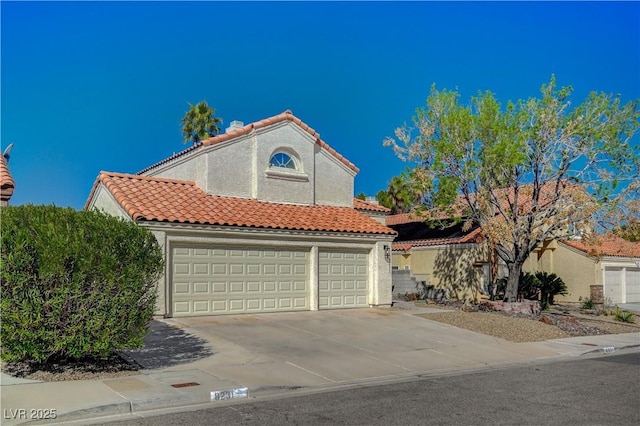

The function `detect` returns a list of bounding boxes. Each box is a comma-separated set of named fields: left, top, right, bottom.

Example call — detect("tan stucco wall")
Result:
left=392, top=243, right=489, bottom=302
left=551, top=243, right=599, bottom=302
left=372, top=241, right=394, bottom=306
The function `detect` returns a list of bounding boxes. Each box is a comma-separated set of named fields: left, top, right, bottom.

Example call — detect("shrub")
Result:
left=518, top=272, right=540, bottom=301
left=1, top=205, right=164, bottom=363
left=613, top=307, right=635, bottom=323
left=534, top=272, right=567, bottom=306
left=582, top=297, right=596, bottom=310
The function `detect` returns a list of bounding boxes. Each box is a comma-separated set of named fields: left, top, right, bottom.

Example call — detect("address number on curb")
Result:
left=211, top=387, right=249, bottom=401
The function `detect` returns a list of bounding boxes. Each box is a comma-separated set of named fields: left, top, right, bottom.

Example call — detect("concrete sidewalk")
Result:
left=1, top=304, right=639, bottom=425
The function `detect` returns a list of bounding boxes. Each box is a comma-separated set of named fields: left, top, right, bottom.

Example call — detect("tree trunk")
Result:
left=504, top=261, right=523, bottom=302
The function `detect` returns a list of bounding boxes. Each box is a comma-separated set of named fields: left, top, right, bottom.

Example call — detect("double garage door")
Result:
left=172, top=246, right=369, bottom=317
left=604, top=267, right=640, bottom=304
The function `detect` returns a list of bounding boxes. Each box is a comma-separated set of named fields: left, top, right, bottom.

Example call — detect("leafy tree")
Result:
left=180, top=100, right=223, bottom=144
left=614, top=220, right=640, bottom=242
left=355, top=192, right=367, bottom=200
left=385, top=76, right=640, bottom=302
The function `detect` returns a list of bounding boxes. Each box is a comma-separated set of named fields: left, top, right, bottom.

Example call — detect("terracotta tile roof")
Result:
left=562, top=236, right=640, bottom=259
left=353, top=198, right=391, bottom=213
left=392, top=227, right=483, bottom=251
left=0, top=155, right=15, bottom=202
left=386, top=212, right=424, bottom=226
left=139, top=110, right=359, bottom=175
left=86, top=172, right=396, bottom=235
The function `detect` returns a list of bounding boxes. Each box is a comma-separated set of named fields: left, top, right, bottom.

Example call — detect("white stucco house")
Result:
left=85, top=110, right=396, bottom=317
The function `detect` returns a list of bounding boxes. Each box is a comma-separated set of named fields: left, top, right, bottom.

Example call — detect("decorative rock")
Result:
left=539, top=316, right=553, bottom=325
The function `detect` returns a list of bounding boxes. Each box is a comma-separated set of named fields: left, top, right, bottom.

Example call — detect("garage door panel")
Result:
left=174, top=263, right=190, bottom=275
left=319, top=250, right=369, bottom=309
left=212, top=300, right=226, bottom=312
left=193, top=263, right=209, bottom=274
left=625, top=268, right=640, bottom=303
left=193, top=300, right=209, bottom=313
left=229, top=264, right=244, bottom=275
left=172, top=246, right=309, bottom=316
left=246, top=299, right=261, bottom=310
left=604, top=267, right=623, bottom=304
left=193, top=282, right=208, bottom=293
left=174, top=282, right=190, bottom=294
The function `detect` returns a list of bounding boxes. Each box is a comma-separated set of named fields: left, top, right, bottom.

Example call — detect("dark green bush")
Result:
left=534, top=271, right=567, bottom=307
left=518, top=272, right=541, bottom=301
left=1, top=205, right=164, bottom=363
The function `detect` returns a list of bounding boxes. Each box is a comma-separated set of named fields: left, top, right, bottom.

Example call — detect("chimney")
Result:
left=365, top=196, right=379, bottom=205
left=226, top=120, right=244, bottom=133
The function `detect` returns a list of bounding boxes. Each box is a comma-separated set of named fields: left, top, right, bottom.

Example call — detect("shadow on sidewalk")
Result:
left=121, top=320, right=213, bottom=370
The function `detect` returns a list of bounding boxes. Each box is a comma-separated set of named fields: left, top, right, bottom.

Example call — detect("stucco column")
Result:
left=374, top=241, right=393, bottom=307
left=309, top=245, right=319, bottom=310
left=150, top=229, right=168, bottom=317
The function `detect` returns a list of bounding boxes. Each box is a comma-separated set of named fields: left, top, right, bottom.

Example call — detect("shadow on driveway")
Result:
left=121, top=320, right=214, bottom=370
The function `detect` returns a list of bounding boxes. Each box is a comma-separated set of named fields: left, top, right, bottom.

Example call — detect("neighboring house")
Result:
left=390, top=205, right=640, bottom=304
left=85, top=110, right=396, bottom=317
left=387, top=213, right=489, bottom=302
left=525, top=236, right=640, bottom=304
left=0, top=153, right=15, bottom=206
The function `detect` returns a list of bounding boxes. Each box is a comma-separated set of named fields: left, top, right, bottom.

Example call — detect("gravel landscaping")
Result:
left=413, top=301, right=640, bottom=342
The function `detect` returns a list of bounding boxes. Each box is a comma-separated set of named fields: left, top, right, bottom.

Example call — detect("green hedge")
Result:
left=1, top=205, right=164, bottom=363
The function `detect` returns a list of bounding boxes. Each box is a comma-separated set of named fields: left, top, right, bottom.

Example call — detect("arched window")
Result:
left=269, top=152, right=296, bottom=170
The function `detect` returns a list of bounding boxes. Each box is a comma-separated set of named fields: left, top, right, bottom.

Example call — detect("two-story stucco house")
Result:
left=85, top=110, right=396, bottom=317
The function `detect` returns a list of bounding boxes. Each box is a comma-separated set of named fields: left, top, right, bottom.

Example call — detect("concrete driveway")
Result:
left=133, top=304, right=592, bottom=395
left=3, top=305, right=638, bottom=425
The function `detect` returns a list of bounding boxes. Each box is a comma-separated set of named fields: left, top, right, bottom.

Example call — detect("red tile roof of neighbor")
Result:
left=392, top=227, right=484, bottom=251
left=86, top=172, right=396, bottom=235
left=139, top=110, right=359, bottom=175
left=353, top=198, right=391, bottom=213
left=0, top=155, right=15, bottom=202
left=386, top=212, right=424, bottom=226
left=562, top=236, right=640, bottom=259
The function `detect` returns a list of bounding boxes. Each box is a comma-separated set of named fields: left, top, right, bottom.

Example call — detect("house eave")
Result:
left=137, top=220, right=396, bottom=241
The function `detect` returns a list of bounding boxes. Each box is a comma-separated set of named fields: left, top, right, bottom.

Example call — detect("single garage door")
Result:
left=604, top=267, right=623, bottom=304
left=172, top=246, right=309, bottom=316
left=625, top=268, right=640, bottom=303
left=319, top=250, right=368, bottom=309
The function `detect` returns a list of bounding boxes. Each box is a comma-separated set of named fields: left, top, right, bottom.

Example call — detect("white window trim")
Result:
left=265, top=168, right=309, bottom=182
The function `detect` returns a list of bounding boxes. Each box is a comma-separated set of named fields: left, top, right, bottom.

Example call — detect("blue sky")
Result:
left=2, top=1, right=639, bottom=209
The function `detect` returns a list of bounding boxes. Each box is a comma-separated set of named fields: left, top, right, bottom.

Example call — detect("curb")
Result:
left=581, top=344, right=640, bottom=356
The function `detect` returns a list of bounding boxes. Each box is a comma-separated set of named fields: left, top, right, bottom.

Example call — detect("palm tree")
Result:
left=180, top=101, right=223, bottom=144
left=376, top=173, right=425, bottom=214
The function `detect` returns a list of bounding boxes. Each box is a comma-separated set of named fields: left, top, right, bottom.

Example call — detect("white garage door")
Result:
left=172, top=246, right=309, bottom=317
left=319, top=250, right=369, bottom=309
left=625, top=268, right=640, bottom=303
left=604, top=267, right=623, bottom=304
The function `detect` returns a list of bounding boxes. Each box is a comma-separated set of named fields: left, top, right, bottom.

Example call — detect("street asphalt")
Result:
left=1, top=302, right=639, bottom=425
